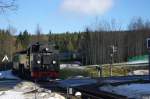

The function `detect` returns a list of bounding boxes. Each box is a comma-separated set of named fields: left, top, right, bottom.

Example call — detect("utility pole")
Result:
left=110, top=53, right=113, bottom=77
left=109, top=45, right=117, bottom=77
left=34, top=79, right=37, bottom=99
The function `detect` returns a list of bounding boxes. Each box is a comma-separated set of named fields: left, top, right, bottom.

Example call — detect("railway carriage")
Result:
left=12, top=42, right=59, bottom=79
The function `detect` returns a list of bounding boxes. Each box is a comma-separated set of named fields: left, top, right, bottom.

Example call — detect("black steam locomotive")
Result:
left=12, top=42, right=59, bottom=79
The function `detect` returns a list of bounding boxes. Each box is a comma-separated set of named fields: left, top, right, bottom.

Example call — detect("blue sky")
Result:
left=0, top=0, right=150, bottom=34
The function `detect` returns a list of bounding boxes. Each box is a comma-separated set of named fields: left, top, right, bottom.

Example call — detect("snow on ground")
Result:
left=128, top=70, right=149, bottom=75
left=0, top=81, right=65, bottom=99
left=100, top=83, right=150, bottom=99
left=60, top=64, right=85, bottom=69
left=127, top=60, right=148, bottom=64
left=0, top=90, right=24, bottom=99
left=0, top=70, right=65, bottom=99
left=0, top=70, right=19, bottom=80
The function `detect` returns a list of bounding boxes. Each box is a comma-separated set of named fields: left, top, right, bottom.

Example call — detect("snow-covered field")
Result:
left=0, top=81, right=65, bottom=99
left=0, top=70, right=65, bottom=99
left=128, top=70, right=149, bottom=75
left=100, top=83, right=150, bottom=99
left=127, top=60, right=148, bottom=64
left=60, top=64, right=85, bottom=69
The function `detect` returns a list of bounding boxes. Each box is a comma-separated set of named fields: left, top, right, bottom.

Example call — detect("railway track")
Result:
left=37, top=80, right=59, bottom=91
left=2, top=75, right=148, bottom=99
left=70, top=75, right=150, bottom=99
left=74, top=86, right=128, bottom=99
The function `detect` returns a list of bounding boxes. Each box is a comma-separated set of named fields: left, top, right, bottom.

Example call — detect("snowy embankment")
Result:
left=0, top=70, right=65, bottom=99
left=128, top=70, right=149, bottom=75
left=60, top=64, right=85, bottom=69
left=127, top=60, right=148, bottom=64
left=0, top=81, right=65, bottom=99
left=0, top=70, right=19, bottom=80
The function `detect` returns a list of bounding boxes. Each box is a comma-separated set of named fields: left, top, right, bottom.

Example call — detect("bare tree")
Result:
left=0, top=0, right=17, bottom=13
left=128, top=17, right=148, bottom=30
left=35, top=24, right=44, bottom=42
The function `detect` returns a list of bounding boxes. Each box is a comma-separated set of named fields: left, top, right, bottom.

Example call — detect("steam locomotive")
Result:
left=12, top=42, right=59, bottom=79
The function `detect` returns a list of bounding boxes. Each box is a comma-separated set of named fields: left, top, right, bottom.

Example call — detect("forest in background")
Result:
left=0, top=18, right=150, bottom=65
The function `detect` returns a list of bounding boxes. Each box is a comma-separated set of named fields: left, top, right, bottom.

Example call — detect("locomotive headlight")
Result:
left=37, top=60, right=41, bottom=64
left=45, top=48, right=49, bottom=51
left=52, top=60, right=56, bottom=64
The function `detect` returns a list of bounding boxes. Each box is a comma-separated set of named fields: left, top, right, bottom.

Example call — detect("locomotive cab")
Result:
left=29, top=42, right=59, bottom=79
